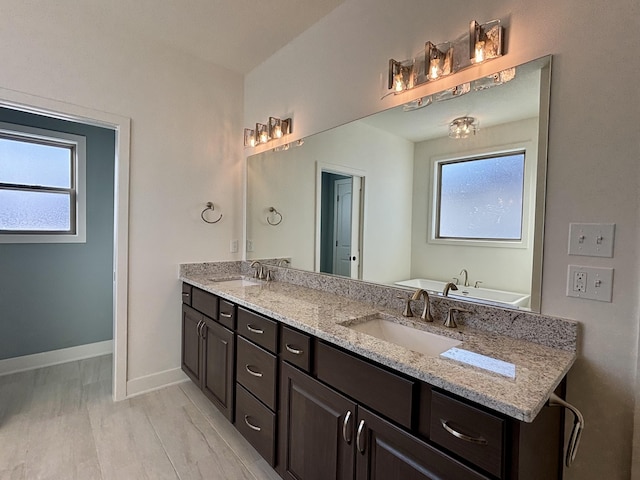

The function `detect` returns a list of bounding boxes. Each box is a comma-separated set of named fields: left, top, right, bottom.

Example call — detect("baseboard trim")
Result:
left=0, top=340, right=114, bottom=377
left=126, top=367, right=189, bottom=398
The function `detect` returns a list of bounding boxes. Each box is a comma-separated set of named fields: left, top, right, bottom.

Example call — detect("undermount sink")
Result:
left=344, top=315, right=461, bottom=357
left=208, top=276, right=261, bottom=288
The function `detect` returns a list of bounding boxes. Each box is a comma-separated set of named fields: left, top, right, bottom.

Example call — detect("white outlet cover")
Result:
left=566, top=265, right=614, bottom=302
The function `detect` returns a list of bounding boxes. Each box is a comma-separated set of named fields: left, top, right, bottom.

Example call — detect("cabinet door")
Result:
left=279, top=362, right=356, bottom=480
left=202, top=316, right=235, bottom=421
left=181, top=304, right=202, bottom=385
left=355, top=407, right=491, bottom=480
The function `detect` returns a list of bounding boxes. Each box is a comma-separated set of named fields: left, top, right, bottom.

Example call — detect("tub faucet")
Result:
left=277, top=258, right=290, bottom=267
left=443, top=282, right=458, bottom=297
left=411, top=289, right=434, bottom=322
left=459, top=269, right=469, bottom=287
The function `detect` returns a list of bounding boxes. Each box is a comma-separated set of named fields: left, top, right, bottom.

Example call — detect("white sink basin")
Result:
left=345, top=316, right=461, bottom=357
left=208, top=277, right=261, bottom=287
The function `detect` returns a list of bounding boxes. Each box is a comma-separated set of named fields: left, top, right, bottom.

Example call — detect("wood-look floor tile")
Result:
left=33, top=361, right=81, bottom=386
left=0, top=414, right=29, bottom=475
left=0, top=463, right=25, bottom=480
left=23, top=408, right=101, bottom=480
left=79, top=355, right=112, bottom=386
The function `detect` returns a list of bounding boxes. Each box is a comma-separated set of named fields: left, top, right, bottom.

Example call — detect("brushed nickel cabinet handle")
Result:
left=356, top=419, right=366, bottom=454
left=246, top=324, right=264, bottom=334
left=245, top=364, right=263, bottom=377
left=244, top=415, right=261, bottom=432
left=197, top=320, right=204, bottom=338
left=220, top=312, right=232, bottom=318
left=342, top=410, right=353, bottom=444
left=440, top=419, right=488, bottom=445
left=182, top=292, right=190, bottom=297
left=285, top=344, right=303, bottom=355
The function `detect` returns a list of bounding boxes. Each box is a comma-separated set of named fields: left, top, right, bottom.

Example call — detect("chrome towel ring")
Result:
left=267, top=207, right=283, bottom=226
left=201, top=202, right=222, bottom=224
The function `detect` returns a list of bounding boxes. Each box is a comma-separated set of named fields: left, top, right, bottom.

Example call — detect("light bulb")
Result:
left=474, top=41, right=485, bottom=63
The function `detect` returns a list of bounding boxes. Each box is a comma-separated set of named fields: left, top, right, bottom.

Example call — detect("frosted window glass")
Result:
left=0, top=190, right=71, bottom=231
left=0, top=137, right=72, bottom=188
left=438, top=153, right=525, bottom=240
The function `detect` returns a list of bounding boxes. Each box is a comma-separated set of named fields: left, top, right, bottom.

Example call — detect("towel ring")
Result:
left=201, top=202, right=222, bottom=224
left=267, top=207, right=283, bottom=226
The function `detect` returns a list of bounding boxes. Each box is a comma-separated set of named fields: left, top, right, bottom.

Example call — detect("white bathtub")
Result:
left=394, top=278, right=531, bottom=308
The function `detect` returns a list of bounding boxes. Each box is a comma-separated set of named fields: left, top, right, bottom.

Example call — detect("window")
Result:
left=0, top=122, right=86, bottom=243
left=435, top=151, right=525, bottom=241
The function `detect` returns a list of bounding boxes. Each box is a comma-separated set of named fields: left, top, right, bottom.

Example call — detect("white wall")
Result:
left=245, top=1, right=640, bottom=479
left=247, top=120, right=414, bottom=282
left=411, top=117, right=539, bottom=294
left=0, top=3, right=244, bottom=385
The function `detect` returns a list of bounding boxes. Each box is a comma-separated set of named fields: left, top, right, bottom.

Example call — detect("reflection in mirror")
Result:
left=246, top=56, right=551, bottom=312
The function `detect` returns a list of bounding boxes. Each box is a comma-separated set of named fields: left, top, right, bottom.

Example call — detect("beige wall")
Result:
left=0, top=3, right=244, bottom=384
left=245, top=1, right=640, bottom=479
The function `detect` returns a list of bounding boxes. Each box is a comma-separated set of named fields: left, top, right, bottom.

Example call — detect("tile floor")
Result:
left=0, top=355, right=281, bottom=480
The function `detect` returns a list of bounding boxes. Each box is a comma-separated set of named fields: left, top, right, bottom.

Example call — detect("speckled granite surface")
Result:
left=179, top=263, right=577, bottom=422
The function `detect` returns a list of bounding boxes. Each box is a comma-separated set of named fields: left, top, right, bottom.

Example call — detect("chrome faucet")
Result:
left=442, top=282, right=458, bottom=297
left=459, top=269, right=469, bottom=287
left=250, top=260, right=265, bottom=280
left=411, top=289, right=434, bottom=322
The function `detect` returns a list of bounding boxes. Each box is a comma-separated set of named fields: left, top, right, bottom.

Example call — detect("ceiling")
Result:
left=89, top=0, right=346, bottom=74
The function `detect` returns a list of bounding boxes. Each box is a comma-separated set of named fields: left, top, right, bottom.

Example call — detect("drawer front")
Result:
left=430, top=390, right=505, bottom=478
left=280, top=325, right=311, bottom=372
left=191, top=288, right=219, bottom=320
left=235, top=384, right=276, bottom=466
left=237, top=307, right=278, bottom=353
left=181, top=283, right=192, bottom=306
left=218, top=299, right=236, bottom=330
left=236, top=336, right=278, bottom=410
left=315, top=342, right=415, bottom=429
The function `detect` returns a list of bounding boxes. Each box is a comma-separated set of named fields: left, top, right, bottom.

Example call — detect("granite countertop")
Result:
left=180, top=273, right=576, bottom=423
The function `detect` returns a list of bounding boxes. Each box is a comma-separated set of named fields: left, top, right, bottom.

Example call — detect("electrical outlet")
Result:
left=247, top=239, right=254, bottom=252
left=567, top=265, right=614, bottom=302
left=573, top=272, right=586, bottom=292
left=230, top=239, right=238, bottom=253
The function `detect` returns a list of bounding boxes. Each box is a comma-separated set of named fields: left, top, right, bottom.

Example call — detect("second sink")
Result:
left=345, top=315, right=461, bottom=357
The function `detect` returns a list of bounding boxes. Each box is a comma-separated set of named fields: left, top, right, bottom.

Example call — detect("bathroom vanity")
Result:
left=180, top=263, right=577, bottom=480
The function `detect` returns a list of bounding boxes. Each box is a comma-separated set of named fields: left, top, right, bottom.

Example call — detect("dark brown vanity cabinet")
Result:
left=279, top=345, right=491, bottom=480
left=181, top=285, right=235, bottom=421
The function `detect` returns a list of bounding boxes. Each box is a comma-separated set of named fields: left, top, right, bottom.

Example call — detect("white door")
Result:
left=333, top=178, right=352, bottom=277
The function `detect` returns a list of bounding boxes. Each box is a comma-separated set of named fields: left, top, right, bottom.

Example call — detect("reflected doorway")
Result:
left=318, top=168, right=364, bottom=279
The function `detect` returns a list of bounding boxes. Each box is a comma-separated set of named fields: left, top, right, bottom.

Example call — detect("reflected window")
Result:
left=436, top=152, right=525, bottom=240
left=0, top=123, right=86, bottom=241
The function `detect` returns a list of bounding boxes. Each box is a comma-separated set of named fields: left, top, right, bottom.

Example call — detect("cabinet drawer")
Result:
left=191, top=288, right=218, bottom=320
left=430, top=390, right=505, bottom=478
left=235, top=384, right=276, bottom=466
left=315, top=342, right=415, bottom=429
left=218, top=299, right=236, bottom=330
left=181, top=283, right=192, bottom=306
left=236, top=336, right=278, bottom=410
left=280, top=325, right=311, bottom=372
left=237, top=307, right=278, bottom=353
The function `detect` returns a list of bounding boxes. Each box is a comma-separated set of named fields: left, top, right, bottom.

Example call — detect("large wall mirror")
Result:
left=246, top=55, right=551, bottom=312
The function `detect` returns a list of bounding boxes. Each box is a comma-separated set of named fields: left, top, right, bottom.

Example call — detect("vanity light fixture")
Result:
left=470, top=19, right=503, bottom=64
left=388, top=59, right=415, bottom=93
left=244, top=116, right=293, bottom=148
left=426, top=41, right=454, bottom=80
left=244, top=128, right=256, bottom=148
left=448, top=116, right=478, bottom=139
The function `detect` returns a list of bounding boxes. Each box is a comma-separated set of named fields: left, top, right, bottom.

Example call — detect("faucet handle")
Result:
left=444, top=307, right=470, bottom=328
left=452, top=277, right=459, bottom=285
left=397, top=295, right=413, bottom=317
left=474, top=281, right=483, bottom=288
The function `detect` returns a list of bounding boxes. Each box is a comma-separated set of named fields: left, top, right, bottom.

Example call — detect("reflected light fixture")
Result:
left=426, top=41, right=453, bottom=80
left=449, top=116, right=478, bottom=139
left=470, top=19, right=503, bottom=64
left=388, top=59, right=415, bottom=93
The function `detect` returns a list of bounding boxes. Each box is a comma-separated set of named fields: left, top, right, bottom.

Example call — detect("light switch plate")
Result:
left=566, top=265, right=614, bottom=302
left=568, top=223, right=615, bottom=257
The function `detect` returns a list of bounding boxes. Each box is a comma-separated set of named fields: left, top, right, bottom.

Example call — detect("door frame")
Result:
left=315, top=161, right=365, bottom=277
left=0, top=87, right=131, bottom=401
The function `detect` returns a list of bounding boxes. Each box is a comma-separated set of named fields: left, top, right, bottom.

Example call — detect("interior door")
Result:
left=333, top=178, right=353, bottom=277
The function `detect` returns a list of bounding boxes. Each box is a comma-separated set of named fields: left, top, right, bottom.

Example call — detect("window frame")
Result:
left=428, top=143, right=534, bottom=249
left=0, top=122, right=86, bottom=243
